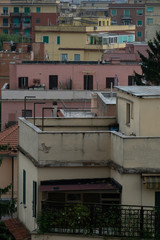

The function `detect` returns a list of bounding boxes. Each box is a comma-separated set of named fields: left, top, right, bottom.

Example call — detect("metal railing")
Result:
left=38, top=202, right=160, bottom=239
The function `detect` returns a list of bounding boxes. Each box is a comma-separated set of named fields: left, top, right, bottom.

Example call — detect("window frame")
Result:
left=137, top=9, right=143, bottom=16
left=74, top=54, right=80, bottom=61
left=61, top=53, right=68, bottom=62
left=84, top=75, right=93, bottom=90
left=36, top=18, right=40, bottom=24
left=124, top=9, right=130, bottom=17
left=137, top=20, right=143, bottom=26
left=147, top=18, right=153, bottom=24
left=33, top=181, right=37, bottom=217
left=137, top=31, right=142, bottom=37
left=23, top=170, right=26, bottom=205
left=111, top=9, right=117, bottom=16
left=43, top=36, right=49, bottom=44
left=36, top=7, right=41, bottom=13
left=57, top=36, right=60, bottom=45
left=147, top=7, right=153, bottom=12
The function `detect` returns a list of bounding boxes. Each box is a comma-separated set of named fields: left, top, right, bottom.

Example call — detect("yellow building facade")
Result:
left=35, top=25, right=135, bottom=61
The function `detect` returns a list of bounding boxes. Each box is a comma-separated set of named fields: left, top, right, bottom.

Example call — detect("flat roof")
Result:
left=116, top=86, right=160, bottom=98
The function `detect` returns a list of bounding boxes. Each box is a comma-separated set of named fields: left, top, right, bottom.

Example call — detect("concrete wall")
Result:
left=0, top=156, right=17, bottom=199
left=111, top=132, right=160, bottom=169
left=18, top=152, right=38, bottom=231
left=19, top=119, right=39, bottom=161
left=117, top=90, right=160, bottom=136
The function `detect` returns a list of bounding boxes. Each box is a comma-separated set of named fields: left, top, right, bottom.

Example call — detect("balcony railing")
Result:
left=38, top=202, right=160, bottom=239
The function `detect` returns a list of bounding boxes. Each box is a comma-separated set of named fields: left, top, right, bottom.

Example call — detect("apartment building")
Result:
left=35, top=24, right=135, bottom=61
left=108, top=3, right=145, bottom=41
left=17, top=86, right=160, bottom=234
left=0, top=0, right=59, bottom=41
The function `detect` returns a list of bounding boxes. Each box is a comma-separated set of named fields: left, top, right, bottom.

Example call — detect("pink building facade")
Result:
left=9, top=61, right=141, bottom=90
left=1, top=61, right=141, bottom=130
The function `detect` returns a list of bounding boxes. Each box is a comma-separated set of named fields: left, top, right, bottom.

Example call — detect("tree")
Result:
left=134, top=31, right=160, bottom=85
left=0, top=158, right=16, bottom=240
left=0, top=33, right=30, bottom=51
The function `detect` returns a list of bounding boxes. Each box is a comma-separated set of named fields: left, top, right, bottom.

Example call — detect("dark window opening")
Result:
left=84, top=75, right=93, bottom=90
left=49, top=75, right=58, bottom=90
left=18, top=77, right=28, bottom=88
left=33, top=181, right=37, bottom=217
left=128, top=75, right=135, bottom=86
left=22, top=110, right=32, bottom=117
left=106, top=77, right=114, bottom=88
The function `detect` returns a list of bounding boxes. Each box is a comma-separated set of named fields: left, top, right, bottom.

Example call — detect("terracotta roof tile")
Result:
left=3, top=218, right=30, bottom=240
left=0, top=124, right=18, bottom=154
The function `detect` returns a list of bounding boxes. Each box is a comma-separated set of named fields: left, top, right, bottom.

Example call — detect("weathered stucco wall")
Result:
left=18, top=152, right=38, bottom=232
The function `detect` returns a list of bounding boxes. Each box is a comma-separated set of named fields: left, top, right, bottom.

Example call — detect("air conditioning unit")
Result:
left=18, top=48, right=22, bottom=53
left=94, top=26, right=97, bottom=30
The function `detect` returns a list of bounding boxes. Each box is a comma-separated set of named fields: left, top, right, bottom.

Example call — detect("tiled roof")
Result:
left=0, top=124, right=18, bottom=155
left=3, top=218, right=30, bottom=240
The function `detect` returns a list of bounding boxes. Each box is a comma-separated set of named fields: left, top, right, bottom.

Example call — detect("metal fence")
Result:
left=39, top=202, right=160, bottom=239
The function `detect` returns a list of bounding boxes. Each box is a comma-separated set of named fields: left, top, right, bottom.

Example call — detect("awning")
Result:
left=39, top=178, right=122, bottom=192
left=143, top=175, right=160, bottom=189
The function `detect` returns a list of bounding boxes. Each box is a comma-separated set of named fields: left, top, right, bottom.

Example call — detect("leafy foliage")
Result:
left=134, top=31, right=160, bottom=85
left=0, top=33, right=30, bottom=51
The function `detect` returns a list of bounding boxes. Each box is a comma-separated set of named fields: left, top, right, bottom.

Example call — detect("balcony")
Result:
left=11, top=23, right=21, bottom=28
left=37, top=202, right=160, bottom=239
left=22, top=23, right=31, bottom=29
left=10, top=12, right=22, bottom=17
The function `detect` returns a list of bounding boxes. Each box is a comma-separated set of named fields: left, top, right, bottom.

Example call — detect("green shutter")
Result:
left=23, top=170, right=26, bottom=205
left=33, top=181, right=37, bottom=217
left=90, top=36, right=93, bottom=44
left=36, top=7, right=41, bottom=13
left=14, top=7, right=19, bottom=13
left=25, top=7, right=30, bottom=14
left=43, top=36, right=49, bottom=43
left=57, top=36, right=60, bottom=45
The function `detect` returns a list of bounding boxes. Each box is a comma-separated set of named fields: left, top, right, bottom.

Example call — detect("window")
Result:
left=36, top=18, right=40, bottom=24
left=24, top=29, right=30, bottom=36
left=67, top=193, right=82, bottom=203
left=90, top=36, right=93, bottom=44
left=147, top=18, right=153, bottom=24
left=43, top=36, right=49, bottom=43
left=74, top=54, right=80, bottom=61
left=137, top=31, right=142, bottom=37
left=18, top=77, right=28, bottom=88
left=137, top=9, right=143, bottom=15
left=36, top=7, right=41, bottom=13
left=3, top=29, right=8, bottom=34
left=24, top=7, right=30, bottom=14
left=13, top=17, right=20, bottom=26
left=84, top=75, right=93, bottom=90
left=126, top=103, right=131, bottom=125
left=3, top=18, right=8, bottom=27
left=24, top=17, right=30, bottom=24
left=61, top=53, right=68, bottom=61
left=147, top=7, right=153, bottom=12
left=128, top=76, right=134, bottom=86
left=57, top=36, right=60, bottom=45
left=22, top=110, right=32, bottom=117
left=49, top=75, right=58, bottom=89
left=124, top=9, right=130, bottom=17
left=111, top=20, right=117, bottom=25
left=106, top=77, right=114, bottom=88
left=14, top=7, right=19, bottom=13
left=137, top=20, right=142, bottom=26
left=23, top=170, right=26, bottom=205
left=33, top=181, right=37, bottom=217
left=13, top=29, right=19, bottom=35
left=3, top=7, right=8, bottom=15
left=111, top=9, right=117, bottom=16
